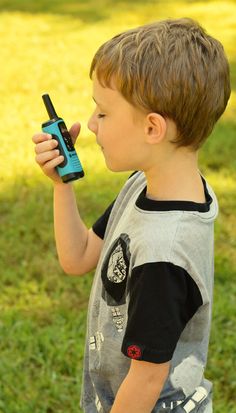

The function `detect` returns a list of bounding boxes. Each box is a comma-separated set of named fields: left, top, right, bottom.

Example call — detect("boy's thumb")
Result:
left=69, top=122, right=81, bottom=142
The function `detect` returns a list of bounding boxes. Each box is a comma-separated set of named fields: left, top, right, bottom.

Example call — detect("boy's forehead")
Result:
left=92, top=75, right=123, bottom=106
left=92, top=72, right=147, bottom=120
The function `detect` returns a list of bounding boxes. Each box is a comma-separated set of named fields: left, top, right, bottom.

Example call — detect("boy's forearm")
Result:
left=53, top=182, right=89, bottom=274
left=110, top=360, right=169, bottom=413
left=110, top=381, right=160, bottom=413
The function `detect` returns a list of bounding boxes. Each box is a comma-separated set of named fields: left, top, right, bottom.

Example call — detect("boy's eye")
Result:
left=97, top=113, right=105, bottom=118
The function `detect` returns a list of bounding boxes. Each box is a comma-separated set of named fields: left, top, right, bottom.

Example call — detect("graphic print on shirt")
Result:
left=182, top=386, right=208, bottom=413
left=170, top=355, right=204, bottom=397
left=89, top=332, right=104, bottom=351
left=161, top=400, right=184, bottom=410
left=160, top=386, right=208, bottom=412
left=101, top=233, right=131, bottom=305
left=95, top=394, right=102, bottom=412
left=111, top=307, right=125, bottom=332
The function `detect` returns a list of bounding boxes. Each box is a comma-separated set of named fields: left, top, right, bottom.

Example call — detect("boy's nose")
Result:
left=87, top=114, right=98, bottom=135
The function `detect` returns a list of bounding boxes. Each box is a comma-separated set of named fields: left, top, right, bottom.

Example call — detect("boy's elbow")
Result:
left=59, top=259, right=85, bottom=276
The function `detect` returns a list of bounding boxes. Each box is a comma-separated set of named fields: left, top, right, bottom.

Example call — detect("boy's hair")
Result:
left=90, top=18, right=231, bottom=149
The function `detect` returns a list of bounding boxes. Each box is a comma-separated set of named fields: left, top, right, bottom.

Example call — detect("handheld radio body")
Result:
left=42, top=94, right=84, bottom=183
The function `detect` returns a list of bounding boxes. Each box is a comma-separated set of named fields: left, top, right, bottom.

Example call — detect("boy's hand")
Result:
left=32, top=122, right=81, bottom=183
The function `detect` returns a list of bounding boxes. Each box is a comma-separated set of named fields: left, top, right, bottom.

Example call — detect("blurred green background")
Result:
left=0, top=1, right=235, bottom=412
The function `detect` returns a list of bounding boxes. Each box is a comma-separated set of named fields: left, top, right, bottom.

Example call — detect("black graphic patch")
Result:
left=101, top=233, right=131, bottom=305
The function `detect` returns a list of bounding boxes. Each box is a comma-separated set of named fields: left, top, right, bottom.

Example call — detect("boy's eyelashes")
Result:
left=97, top=113, right=106, bottom=118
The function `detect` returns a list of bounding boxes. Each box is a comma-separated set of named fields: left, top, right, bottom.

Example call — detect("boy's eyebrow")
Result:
left=92, top=96, right=105, bottom=107
left=92, top=96, right=99, bottom=104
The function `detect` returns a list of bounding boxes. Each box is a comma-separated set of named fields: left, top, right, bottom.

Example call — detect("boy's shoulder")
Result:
left=120, top=171, right=218, bottom=219
left=112, top=171, right=218, bottom=271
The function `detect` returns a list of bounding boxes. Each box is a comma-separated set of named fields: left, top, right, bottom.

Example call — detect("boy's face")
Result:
left=88, top=75, right=150, bottom=172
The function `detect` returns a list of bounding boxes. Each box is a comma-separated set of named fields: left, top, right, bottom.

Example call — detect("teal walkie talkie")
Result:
left=42, top=94, right=84, bottom=183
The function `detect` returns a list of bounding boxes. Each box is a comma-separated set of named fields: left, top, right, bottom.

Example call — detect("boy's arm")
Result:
left=111, top=359, right=170, bottom=413
left=53, top=183, right=103, bottom=275
left=33, top=125, right=103, bottom=276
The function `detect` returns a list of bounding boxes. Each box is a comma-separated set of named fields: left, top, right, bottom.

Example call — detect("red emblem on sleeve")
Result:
left=127, top=345, right=142, bottom=359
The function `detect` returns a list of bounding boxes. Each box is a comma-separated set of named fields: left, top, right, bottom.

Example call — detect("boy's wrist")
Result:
left=53, top=181, right=73, bottom=191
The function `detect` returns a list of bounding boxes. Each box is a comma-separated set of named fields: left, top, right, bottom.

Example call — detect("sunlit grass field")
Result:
left=0, top=0, right=235, bottom=412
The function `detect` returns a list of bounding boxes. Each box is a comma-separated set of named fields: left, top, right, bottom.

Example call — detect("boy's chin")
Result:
left=105, top=161, right=132, bottom=173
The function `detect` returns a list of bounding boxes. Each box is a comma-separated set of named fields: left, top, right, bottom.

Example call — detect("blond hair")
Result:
left=90, top=18, right=231, bottom=149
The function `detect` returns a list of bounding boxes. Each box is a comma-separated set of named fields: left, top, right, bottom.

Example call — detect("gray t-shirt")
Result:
left=81, top=171, right=218, bottom=413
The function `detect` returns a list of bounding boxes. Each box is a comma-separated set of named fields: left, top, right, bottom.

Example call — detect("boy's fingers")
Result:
left=35, top=149, right=60, bottom=165
left=69, top=122, right=81, bottom=140
left=33, top=122, right=80, bottom=145
left=32, top=133, right=51, bottom=144
left=34, top=138, right=58, bottom=154
left=42, top=156, right=64, bottom=172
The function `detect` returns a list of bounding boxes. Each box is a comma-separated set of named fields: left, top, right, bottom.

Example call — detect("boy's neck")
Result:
left=144, top=149, right=206, bottom=203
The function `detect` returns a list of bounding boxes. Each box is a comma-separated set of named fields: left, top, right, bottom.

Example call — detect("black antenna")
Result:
left=42, top=94, right=58, bottom=120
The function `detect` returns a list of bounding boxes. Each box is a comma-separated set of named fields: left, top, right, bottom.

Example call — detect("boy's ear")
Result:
left=144, top=113, right=167, bottom=144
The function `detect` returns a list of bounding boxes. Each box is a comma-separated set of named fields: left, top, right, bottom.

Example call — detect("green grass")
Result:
left=0, top=0, right=235, bottom=412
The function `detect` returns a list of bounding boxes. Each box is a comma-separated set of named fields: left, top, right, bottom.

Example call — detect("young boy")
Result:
left=33, top=18, right=230, bottom=413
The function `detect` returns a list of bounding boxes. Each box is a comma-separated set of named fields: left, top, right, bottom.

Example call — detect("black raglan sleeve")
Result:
left=92, top=172, right=138, bottom=240
left=121, top=262, right=203, bottom=363
left=92, top=200, right=116, bottom=240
